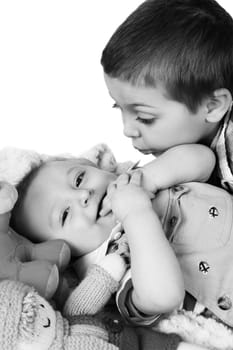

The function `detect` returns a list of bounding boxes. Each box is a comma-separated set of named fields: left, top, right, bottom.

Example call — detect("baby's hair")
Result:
left=101, top=0, right=233, bottom=112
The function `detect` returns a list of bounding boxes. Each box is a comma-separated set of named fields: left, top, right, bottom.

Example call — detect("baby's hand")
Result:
left=102, top=170, right=153, bottom=223
left=98, top=253, right=127, bottom=282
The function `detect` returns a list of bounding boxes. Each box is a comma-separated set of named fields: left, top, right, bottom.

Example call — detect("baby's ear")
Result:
left=80, top=143, right=117, bottom=172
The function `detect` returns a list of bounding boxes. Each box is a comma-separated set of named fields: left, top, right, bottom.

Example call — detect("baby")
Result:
left=10, top=146, right=233, bottom=328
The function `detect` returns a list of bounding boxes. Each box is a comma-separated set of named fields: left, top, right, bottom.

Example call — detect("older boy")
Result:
left=101, top=0, right=233, bottom=192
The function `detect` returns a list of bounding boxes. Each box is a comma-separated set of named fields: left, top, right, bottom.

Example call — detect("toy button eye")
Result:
left=40, top=304, right=45, bottom=308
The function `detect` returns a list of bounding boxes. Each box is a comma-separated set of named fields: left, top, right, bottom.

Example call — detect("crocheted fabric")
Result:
left=0, top=280, right=34, bottom=350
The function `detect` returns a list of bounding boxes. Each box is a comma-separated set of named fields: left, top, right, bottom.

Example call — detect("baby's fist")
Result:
left=98, top=253, right=127, bottom=283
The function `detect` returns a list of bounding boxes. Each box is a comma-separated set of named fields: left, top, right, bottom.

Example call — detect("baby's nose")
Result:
left=79, top=189, right=93, bottom=207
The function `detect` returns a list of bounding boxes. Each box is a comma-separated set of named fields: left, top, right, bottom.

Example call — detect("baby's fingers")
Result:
left=99, top=196, right=111, bottom=217
left=99, top=182, right=116, bottom=217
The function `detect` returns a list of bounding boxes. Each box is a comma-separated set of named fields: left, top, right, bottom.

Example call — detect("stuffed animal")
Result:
left=0, top=181, right=71, bottom=299
left=0, top=253, right=128, bottom=350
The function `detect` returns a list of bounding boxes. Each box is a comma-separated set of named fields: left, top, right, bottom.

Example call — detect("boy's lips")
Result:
left=134, top=147, right=153, bottom=155
left=134, top=147, right=161, bottom=156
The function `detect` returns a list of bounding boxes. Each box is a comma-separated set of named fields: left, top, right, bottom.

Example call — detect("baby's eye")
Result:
left=75, top=171, right=85, bottom=188
left=136, top=116, right=155, bottom=125
left=61, top=207, right=70, bottom=226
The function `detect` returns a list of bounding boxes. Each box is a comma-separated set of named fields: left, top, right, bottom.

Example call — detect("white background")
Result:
left=0, top=1, right=233, bottom=163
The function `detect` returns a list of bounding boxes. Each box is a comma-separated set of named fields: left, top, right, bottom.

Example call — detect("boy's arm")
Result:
left=141, top=144, right=216, bottom=193
left=109, top=171, right=185, bottom=316
left=125, top=201, right=184, bottom=315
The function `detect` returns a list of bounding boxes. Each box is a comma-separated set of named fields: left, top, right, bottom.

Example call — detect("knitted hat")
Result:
left=0, top=279, right=37, bottom=350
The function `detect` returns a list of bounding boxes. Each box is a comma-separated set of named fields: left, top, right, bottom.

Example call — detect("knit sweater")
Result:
left=48, top=264, right=182, bottom=350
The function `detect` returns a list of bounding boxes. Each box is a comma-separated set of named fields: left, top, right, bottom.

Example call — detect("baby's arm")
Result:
left=140, top=144, right=216, bottom=193
left=109, top=171, right=185, bottom=316
left=63, top=253, right=126, bottom=317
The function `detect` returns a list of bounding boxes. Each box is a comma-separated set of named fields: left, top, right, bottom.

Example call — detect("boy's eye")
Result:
left=61, top=207, right=70, bottom=226
left=136, top=116, right=155, bottom=125
left=75, top=171, right=85, bottom=188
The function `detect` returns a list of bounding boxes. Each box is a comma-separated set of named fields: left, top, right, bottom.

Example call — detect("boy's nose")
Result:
left=123, top=120, right=140, bottom=138
left=78, top=189, right=94, bottom=207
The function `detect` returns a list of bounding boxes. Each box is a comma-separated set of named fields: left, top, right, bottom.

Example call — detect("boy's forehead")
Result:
left=104, top=74, right=169, bottom=103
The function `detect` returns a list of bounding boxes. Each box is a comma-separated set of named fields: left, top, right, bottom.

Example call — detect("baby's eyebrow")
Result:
left=67, top=166, right=77, bottom=178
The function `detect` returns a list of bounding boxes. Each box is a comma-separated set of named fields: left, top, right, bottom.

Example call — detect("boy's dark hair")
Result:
left=101, top=0, right=233, bottom=112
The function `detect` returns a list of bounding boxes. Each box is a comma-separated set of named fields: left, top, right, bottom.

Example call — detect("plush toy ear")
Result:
left=0, top=147, right=43, bottom=186
left=0, top=182, right=18, bottom=231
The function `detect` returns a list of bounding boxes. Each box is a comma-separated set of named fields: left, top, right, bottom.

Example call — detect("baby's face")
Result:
left=104, top=74, right=215, bottom=156
left=20, top=159, right=117, bottom=256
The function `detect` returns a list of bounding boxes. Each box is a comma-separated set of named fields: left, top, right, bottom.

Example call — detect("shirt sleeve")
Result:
left=116, top=269, right=163, bottom=326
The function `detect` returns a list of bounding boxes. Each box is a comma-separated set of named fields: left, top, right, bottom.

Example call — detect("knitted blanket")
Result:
left=0, top=144, right=233, bottom=350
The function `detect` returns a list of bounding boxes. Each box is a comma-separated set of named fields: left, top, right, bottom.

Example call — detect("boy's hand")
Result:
left=100, top=170, right=153, bottom=223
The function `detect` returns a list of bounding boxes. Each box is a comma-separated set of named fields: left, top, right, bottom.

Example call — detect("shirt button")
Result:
left=113, top=231, right=122, bottom=240
left=108, top=242, right=119, bottom=253
left=217, top=295, right=232, bottom=310
left=208, top=206, right=219, bottom=218
left=169, top=216, right=178, bottom=227
left=109, top=318, right=123, bottom=332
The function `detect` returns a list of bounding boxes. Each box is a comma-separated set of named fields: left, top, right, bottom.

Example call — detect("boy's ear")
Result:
left=205, top=88, right=232, bottom=123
